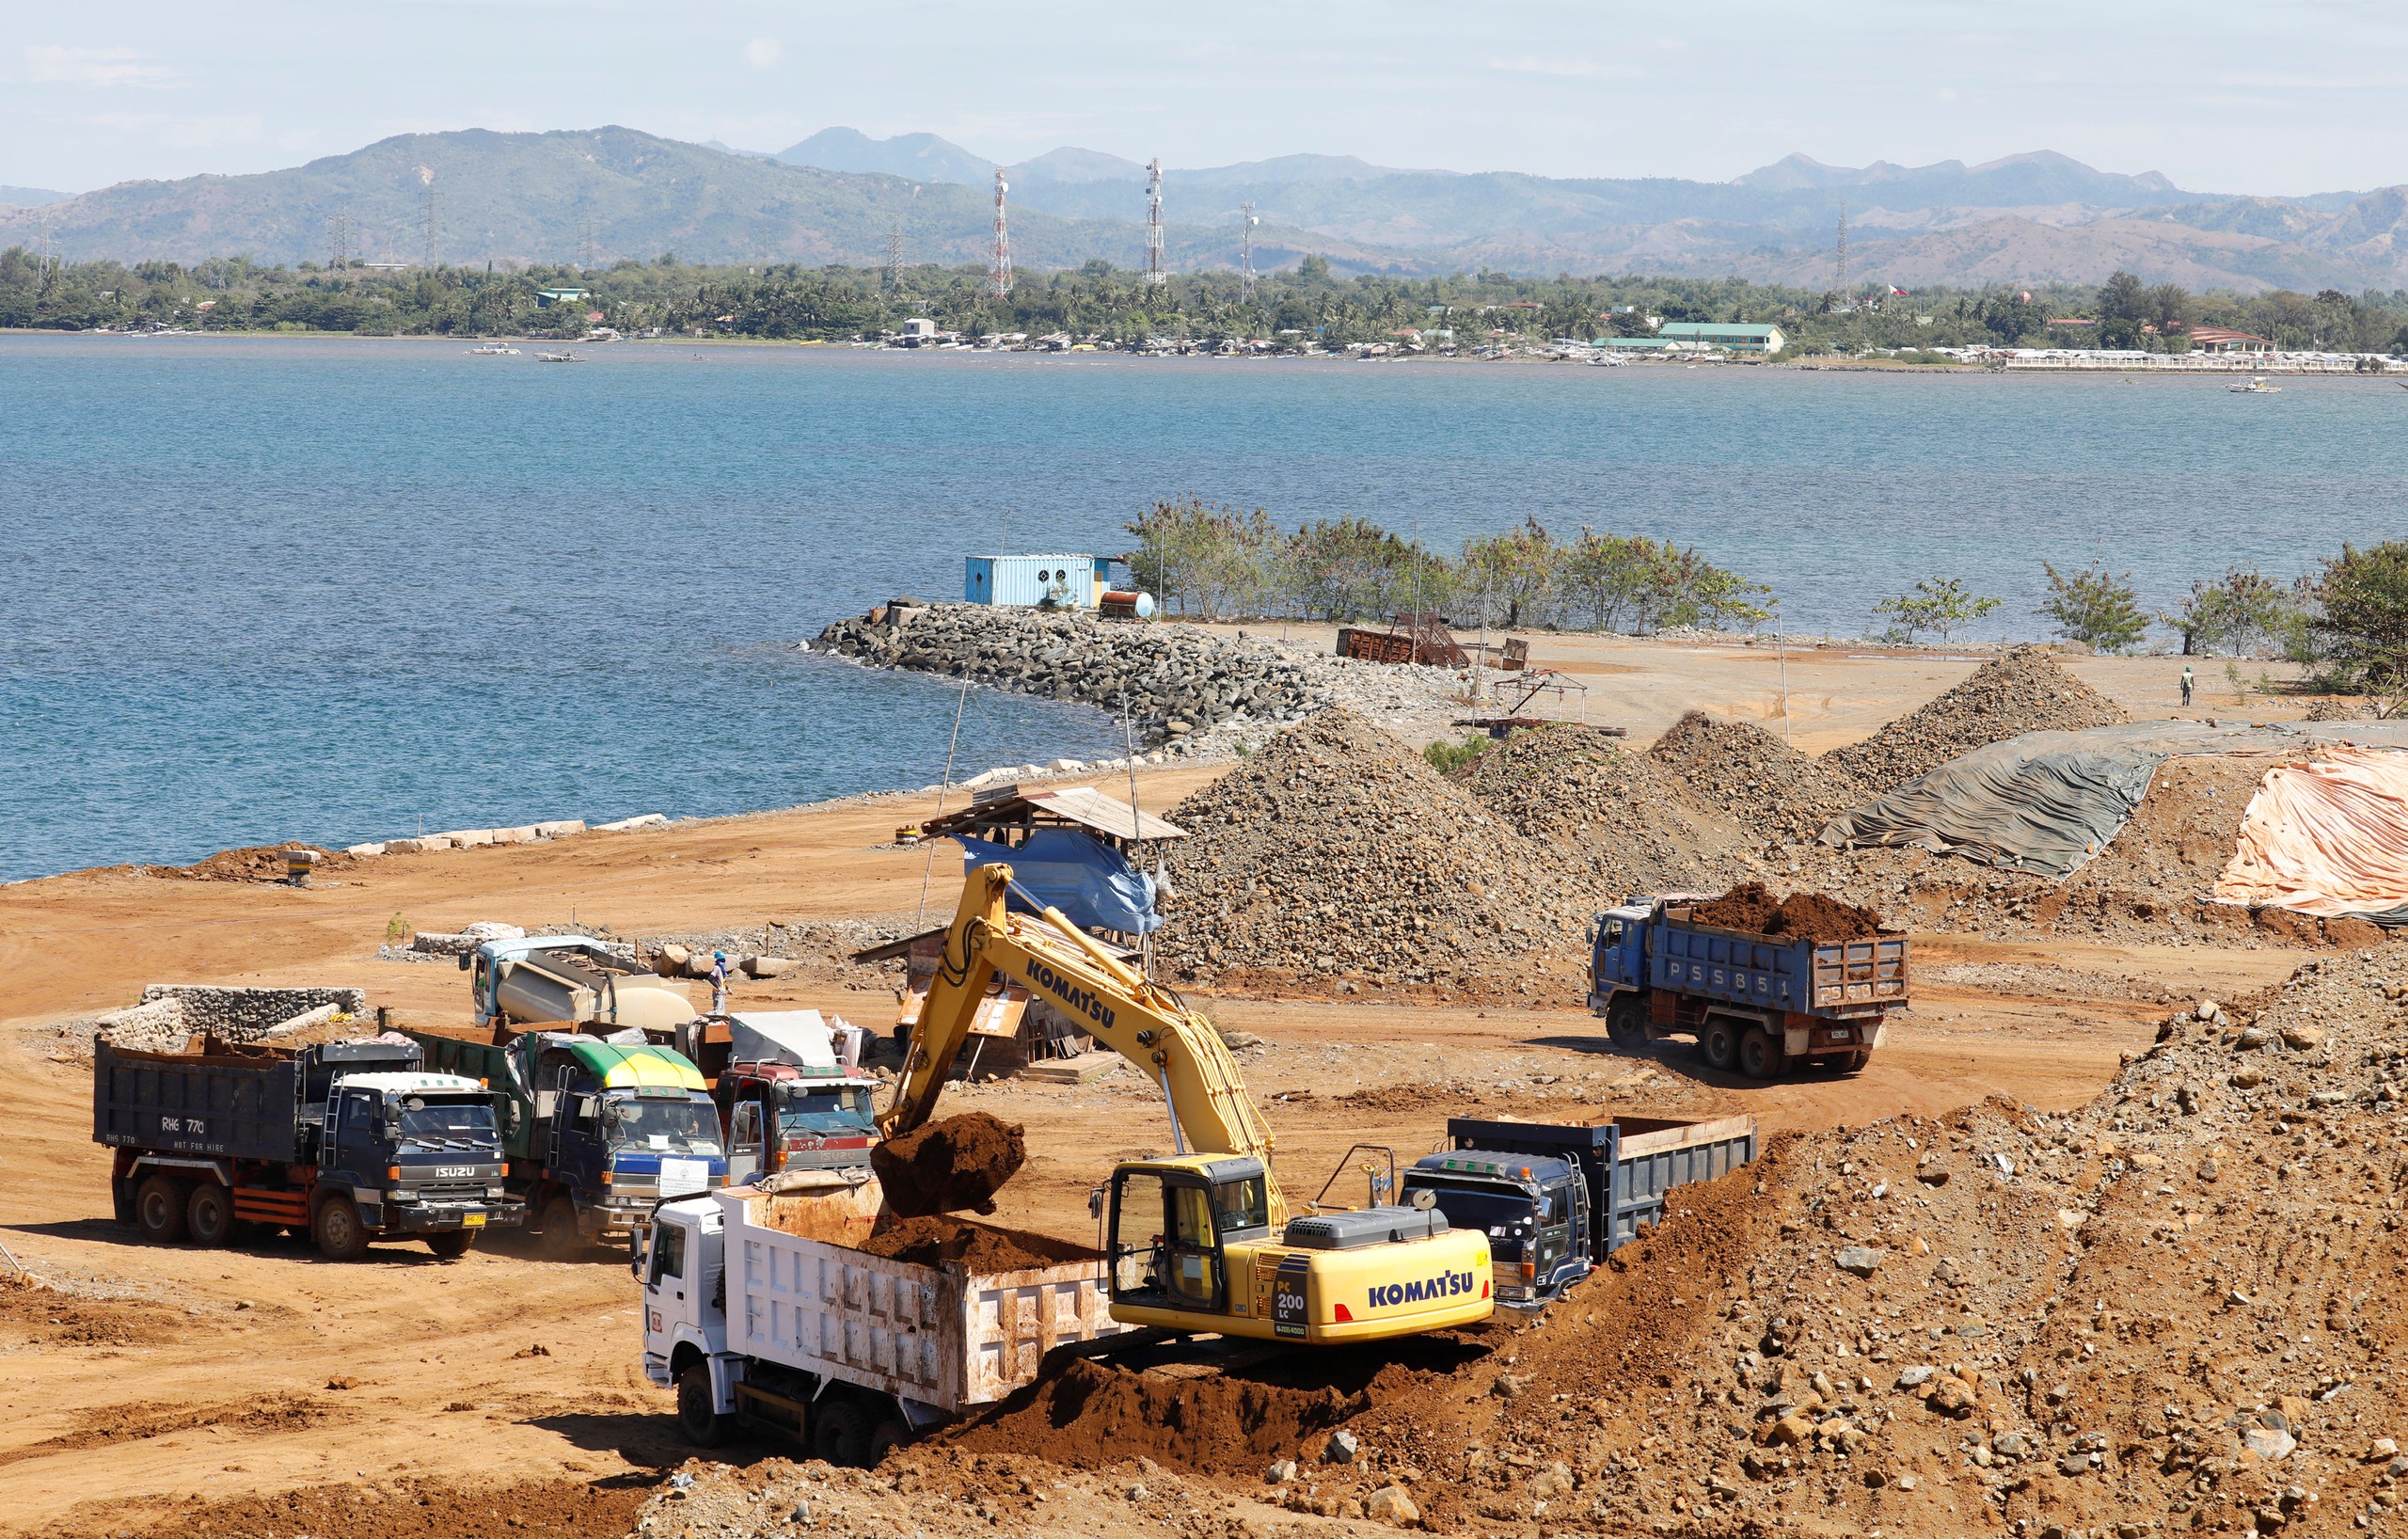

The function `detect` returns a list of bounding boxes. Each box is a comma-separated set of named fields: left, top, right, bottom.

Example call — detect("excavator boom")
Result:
left=882, top=864, right=1287, bottom=1222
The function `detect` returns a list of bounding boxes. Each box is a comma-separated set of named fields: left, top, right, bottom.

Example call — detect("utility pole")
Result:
left=1144, top=157, right=1164, bottom=285
left=990, top=168, right=1012, bottom=299
left=1240, top=202, right=1258, bottom=302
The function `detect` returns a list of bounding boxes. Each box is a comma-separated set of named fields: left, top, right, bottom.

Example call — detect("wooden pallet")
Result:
left=1018, top=1050, right=1124, bottom=1085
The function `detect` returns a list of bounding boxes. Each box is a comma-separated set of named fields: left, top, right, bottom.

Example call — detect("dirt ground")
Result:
left=0, top=636, right=2338, bottom=1537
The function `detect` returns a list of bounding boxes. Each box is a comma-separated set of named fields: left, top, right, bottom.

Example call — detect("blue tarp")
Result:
left=958, top=830, right=1163, bottom=934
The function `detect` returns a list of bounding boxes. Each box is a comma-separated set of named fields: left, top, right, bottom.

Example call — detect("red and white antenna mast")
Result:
left=990, top=168, right=1013, bottom=298
left=1145, top=157, right=1164, bottom=285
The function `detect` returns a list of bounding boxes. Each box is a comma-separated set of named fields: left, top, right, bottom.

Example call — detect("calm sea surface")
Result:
left=5, top=334, right=2400, bottom=881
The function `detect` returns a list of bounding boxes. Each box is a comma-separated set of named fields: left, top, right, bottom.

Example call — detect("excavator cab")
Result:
left=1105, top=1155, right=1272, bottom=1318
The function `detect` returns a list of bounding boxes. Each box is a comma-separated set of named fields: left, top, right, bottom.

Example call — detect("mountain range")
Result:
left=6, top=124, right=2406, bottom=293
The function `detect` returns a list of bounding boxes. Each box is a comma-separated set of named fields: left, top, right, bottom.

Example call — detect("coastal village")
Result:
left=11, top=548, right=2408, bottom=1539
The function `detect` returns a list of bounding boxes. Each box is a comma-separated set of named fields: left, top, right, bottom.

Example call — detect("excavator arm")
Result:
left=880, top=864, right=1289, bottom=1224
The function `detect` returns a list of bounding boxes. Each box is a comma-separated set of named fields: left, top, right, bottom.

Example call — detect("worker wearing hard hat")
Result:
left=710, top=951, right=730, bottom=1012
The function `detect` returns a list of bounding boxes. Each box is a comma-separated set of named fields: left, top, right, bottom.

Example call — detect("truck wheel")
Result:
left=1606, top=996, right=1648, bottom=1051
left=1699, top=1018, right=1740, bottom=1071
left=311, top=1195, right=371, bottom=1261
left=135, top=1175, right=190, bottom=1243
left=676, top=1365, right=730, bottom=1448
left=539, top=1197, right=587, bottom=1261
left=426, top=1230, right=476, bottom=1261
left=1738, top=1028, right=1782, bottom=1080
left=1837, top=1049, right=1871, bottom=1075
left=867, top=1416, right=910, bottom=1465
left=811, top=1399, right=869, bottom=1468
left=185, top=1182, right=235, bottom=1247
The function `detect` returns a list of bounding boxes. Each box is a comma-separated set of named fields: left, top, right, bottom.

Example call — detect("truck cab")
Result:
left=673, top=1012, right=880, bottom=1182
left=1589, top=901, right=1656, bottom=996
left=1400, top=1150, right=1592, bottom=1308
left=638, top=1196, right=735, bottom=1442
left=320, top=1071, right=518, bottom=1246
left=531, top=1041, right=726, bottom=1252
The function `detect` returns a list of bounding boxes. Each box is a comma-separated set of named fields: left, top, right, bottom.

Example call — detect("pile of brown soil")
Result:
left=1687, top=881, right=1885, bottom=942
left=1452, top=722, right=1765, bottom=903
left=51, top=1476, right=653, bottom=1539
left=1152, top=709, right=1601, bottom=996
left=1825, top=646, right=2128, bottom=794
left=870, top=1112, right=1027, bottom=1217
left=1642, top=709, right=1869, bottom=847
left=855, top=1215, right=1096, bottom=1273
left=164, top=843, right=352, bottom=882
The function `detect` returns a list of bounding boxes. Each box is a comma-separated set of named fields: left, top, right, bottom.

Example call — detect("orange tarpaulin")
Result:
left=2214, top=748, right=2408, bottom=918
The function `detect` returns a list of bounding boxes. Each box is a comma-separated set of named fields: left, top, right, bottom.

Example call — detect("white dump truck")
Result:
left=639, top=1176, right=1125, bottom=1463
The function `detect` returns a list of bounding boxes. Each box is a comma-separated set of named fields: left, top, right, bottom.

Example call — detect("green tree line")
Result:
left=1123, top=499, right=1770, bottom=634
left=8, top=247, right=2407, bottom=355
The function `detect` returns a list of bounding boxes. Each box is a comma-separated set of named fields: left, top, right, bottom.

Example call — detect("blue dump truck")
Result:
left=404, top=1024, right=728, bottom=1258
left=1401, top=1113, right=1757, bottom=1308
left=1588, top=896, right=1909, bottom=1078
left=95, top=1036, right=524, bottom=1260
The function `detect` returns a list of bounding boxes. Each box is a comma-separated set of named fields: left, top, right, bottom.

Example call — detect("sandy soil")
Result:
left=0, top=637, right=2324, bottom=1537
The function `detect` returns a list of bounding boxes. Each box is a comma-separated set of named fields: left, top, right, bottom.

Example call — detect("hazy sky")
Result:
left=7, top=1, right=2402, bottom=197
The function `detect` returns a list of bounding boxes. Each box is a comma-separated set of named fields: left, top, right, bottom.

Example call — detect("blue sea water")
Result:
left=5, top=334, right=2401, bottom=881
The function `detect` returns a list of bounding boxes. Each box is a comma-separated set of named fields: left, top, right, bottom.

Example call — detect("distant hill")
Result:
left=775, top=128, right=994, bottom=186
left=9, top=125, right=2408, bottom=292
left=0, top=185, right=71, bottom=207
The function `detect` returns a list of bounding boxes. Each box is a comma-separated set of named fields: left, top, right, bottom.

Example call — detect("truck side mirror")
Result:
left=458, top=951, right=473, bottom=971
left=1088, top=1187, right=1104, bottom=1221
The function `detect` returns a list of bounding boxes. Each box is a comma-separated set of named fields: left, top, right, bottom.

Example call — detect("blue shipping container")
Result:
left=965, top=554, right=1104, bottom=609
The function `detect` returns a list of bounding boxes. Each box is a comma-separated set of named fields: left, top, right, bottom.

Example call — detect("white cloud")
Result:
left=743, top=37, right=783, bottom=68
left=24, top=45, right=175, bottom=87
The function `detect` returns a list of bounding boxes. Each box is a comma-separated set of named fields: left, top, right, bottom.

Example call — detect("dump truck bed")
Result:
left=93, top=1039, right=418, bottom=1165
left=1438, top=1112, right=1758, bottom=1255
left=1651, top=912, right=1909, bottom=1019
left=714, top=1186, right=1124, bottom=1414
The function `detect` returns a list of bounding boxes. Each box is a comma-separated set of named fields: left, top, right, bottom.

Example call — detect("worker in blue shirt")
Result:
left=710, top=950, right=730, bottom=1013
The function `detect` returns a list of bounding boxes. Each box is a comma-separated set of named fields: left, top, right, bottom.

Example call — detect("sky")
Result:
left=6, top=0, right=2405, bottom=198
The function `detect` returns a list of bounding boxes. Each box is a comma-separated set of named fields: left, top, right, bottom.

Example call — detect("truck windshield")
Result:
left=396, top=1098, right=499, bottom=1150
left=777, top=1085, right=875, bottom=1135
left=606, top=1099, right=722, bottom=1154
left=1406, top=1182, right=1536, bottom=1237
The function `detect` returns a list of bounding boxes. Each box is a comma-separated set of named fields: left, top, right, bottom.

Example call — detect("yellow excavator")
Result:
left=881, top=864, right=1494, bottom=1344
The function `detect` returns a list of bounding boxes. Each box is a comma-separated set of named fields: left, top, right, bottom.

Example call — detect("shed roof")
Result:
left=1656, top=323, right=1782, bottom=338
left=921, top=785, right=1186, bottom=843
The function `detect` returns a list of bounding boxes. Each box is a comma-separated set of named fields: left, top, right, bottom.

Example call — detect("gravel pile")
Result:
left=1825, top=647, right=2129, bottom=794
left=1151, top=710, right=1595, bottom=996
left=1453, top=722, right=1766, bottom=903
left=1643, top=710, right=1868, bottom=848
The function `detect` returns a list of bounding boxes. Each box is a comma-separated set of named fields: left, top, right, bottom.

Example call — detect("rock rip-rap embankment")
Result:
left=816, top=604, right=1323, bottom=749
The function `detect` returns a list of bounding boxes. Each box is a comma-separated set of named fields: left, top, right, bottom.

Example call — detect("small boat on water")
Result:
left=2228, top=376, right=2282, bottom=393
left=468, top=342, right=519, bottom=356
left=536, top=351, right=585, bottom=364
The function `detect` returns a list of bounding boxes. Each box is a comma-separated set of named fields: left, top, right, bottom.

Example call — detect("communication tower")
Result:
left=1240, top=202, right=1259, bottom=301
left=1833, top=198, right=1848, bottom=299
left=326, top=203, right=351, bottom=271
left=990, top=168, right=1013, bottom=298
left=1144, top=158, right=1164, bottom=285
left=419, top=167, right=437, bottom=268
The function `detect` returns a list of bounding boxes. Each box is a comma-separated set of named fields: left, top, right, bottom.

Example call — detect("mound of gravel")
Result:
left=1152, top=710, right=1595, bottom=994
left=1453, top=722, right=1766, bottom=903
left=1826, top=647, right=2128, bottom=794
left=1644, top=710, right=1868, bottom=848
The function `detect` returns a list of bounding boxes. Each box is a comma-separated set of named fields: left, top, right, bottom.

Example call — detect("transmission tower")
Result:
left=326, top=203, right=351, bottom=272
left=989, top=168, right=1012, bottom=299
left=420, top=170, right=437, bottom=268
left=1833, top=198, right=1848, bottom=300
left=580, top=212, right=596, bottom=272
left=885, top=216, right=905, bottom=292
left=1144, top=157, right=1164, bottom=285
left=1240, top=202, right=1258, bottom=301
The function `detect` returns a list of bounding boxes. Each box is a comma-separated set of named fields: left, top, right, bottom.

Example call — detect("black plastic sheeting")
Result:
left=1820, top=720, right=2408, bottom=881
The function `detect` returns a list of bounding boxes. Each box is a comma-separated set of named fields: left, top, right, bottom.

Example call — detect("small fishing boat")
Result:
left=535, top=351, right=585, bottom=364
left=2228, top=376, right=2281, bottom=393
left=468, top=341, right=519, bottom=356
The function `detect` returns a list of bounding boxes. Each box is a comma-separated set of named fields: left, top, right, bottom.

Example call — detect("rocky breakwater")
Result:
left=814, top=603, right=1323, bottom=751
